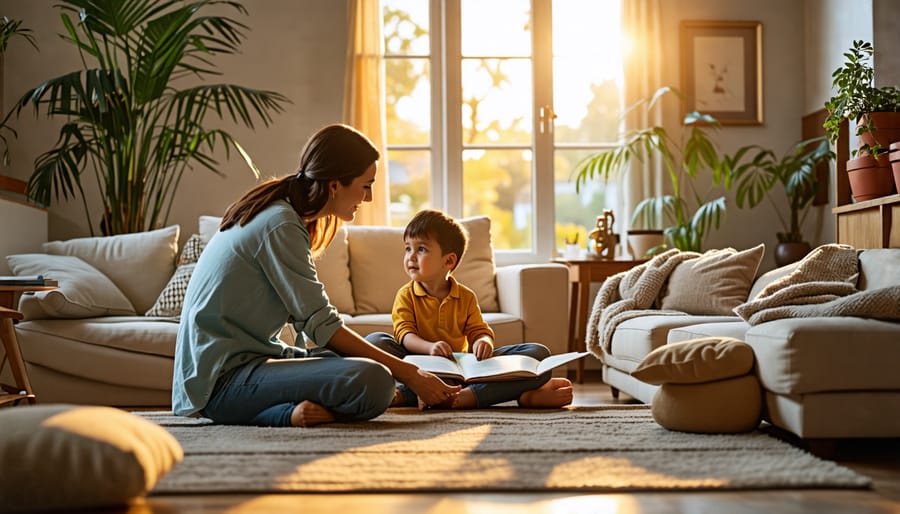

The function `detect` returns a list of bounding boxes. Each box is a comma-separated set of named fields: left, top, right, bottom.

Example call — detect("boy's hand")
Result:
left=472, top=339, right=494, bottom=360
left=430, top=341, right=453, bottom=358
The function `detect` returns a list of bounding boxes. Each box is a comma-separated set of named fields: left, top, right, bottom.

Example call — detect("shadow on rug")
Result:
left=140, top=406, right=871, bottom=494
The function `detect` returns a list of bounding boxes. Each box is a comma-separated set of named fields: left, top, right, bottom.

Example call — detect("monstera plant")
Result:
left=17, top=0, right=289, bottom=235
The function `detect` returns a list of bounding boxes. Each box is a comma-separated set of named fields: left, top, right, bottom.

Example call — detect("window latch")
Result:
left=539, top=105, right=557, bottom=134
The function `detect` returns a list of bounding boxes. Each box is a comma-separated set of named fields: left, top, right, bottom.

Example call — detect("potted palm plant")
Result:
left=733, top=137, right=835, bottom=266
left=0, top=16, right=37, bottom=166
left=574, top=87, right=755, bottom=254
left=15, top=0, right=290, bottom=235
left=824, top=40, right=900, bottom=202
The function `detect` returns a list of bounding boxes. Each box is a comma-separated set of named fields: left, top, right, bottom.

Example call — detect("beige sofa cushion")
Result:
left=7, top=254, right=137, bottom=319
left=747, top=260, right=800, bottom=301
left=0, top=404, right=182, bottom=512
left=315, top=227, right=355, bottom=314
left=42, top=225, right=179, bottom=314
left=348, top=216, right=499, bottom=314
left=858, top=248, right=900, bottom=291
left=631, top=336, right=755, bottom=385
left=660, top=244, right=764, bottom=315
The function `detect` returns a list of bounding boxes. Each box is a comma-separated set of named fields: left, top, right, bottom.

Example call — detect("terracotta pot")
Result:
left=846, top=153, right=896, bottom=202
left=858, top=112, right=900, bottom=153
left=626, top=230, right=664, bottom=259
left=774, top=241, right=811, bottom=267
left=891, top=142, right=900, bottom=194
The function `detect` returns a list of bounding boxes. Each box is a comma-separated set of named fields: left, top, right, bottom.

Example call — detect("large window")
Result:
left=383, top=0, right=622, bottom=263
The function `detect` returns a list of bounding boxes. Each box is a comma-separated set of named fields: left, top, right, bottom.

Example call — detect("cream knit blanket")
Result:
left=734, top=243, right=900, bottom=325
left=585, top=249, right=700, bottom=358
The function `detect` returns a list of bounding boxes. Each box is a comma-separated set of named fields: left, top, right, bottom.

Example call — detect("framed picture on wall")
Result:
left=680, top=20, right=763, bottom=126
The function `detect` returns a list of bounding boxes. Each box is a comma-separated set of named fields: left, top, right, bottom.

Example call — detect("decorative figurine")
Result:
left=588, top=209, right=617, bottom=259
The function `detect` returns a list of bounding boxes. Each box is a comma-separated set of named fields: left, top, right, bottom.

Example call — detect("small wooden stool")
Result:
left=0, top=305, right=36, bottom=406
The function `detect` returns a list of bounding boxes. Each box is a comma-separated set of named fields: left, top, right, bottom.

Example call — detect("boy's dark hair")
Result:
left=404, top=209, right=469, bottom=271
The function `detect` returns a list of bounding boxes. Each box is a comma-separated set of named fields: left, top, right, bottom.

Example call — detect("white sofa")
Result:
left=3, top=217, right=569, bottom=406
left=590, top=244, right=900, bottom=441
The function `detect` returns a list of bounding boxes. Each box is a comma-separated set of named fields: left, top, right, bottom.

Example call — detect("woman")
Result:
left=172, top=124, right=459, bottom=427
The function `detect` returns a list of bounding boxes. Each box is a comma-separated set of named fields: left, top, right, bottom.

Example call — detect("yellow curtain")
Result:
left=619, top=0, right=663, bottom=234
left=344, top=0, right=390, bottom=226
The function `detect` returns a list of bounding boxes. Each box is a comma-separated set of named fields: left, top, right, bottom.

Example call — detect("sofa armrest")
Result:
left=495, top=263, right=569, bottom=355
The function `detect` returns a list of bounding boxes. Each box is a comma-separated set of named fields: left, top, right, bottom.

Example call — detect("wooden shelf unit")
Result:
left=833, top=194, right=900, bottom=248
left=828, top=112, right=899, bottom=249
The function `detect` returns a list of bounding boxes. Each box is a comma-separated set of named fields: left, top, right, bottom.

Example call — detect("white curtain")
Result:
left=344, top=0, right=390, bottom=226
left=619, top=0, right=663, bottom=234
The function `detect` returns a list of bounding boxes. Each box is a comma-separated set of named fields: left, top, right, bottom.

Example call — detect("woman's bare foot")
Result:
left=518, top=378, right=574, bottom=408
left=390, top=387, right=406, bottom=407
left=290, top=400, right=336, bottom=427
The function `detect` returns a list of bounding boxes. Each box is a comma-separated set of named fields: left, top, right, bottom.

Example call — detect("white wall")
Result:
left=1, top=0, right=893, bottom=269
left=0, top=0, right=347, bottom=248
left=657, top=0, right=806, bottom=271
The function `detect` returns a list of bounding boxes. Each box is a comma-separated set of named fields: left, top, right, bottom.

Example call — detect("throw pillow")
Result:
left=146, top=234, right=205, bottom=317
left=6, top=254, right=136, bottom=319
left=0, top=404, right=183, bottom=512
left=42, top=225, right=180, bottom=314
left=198, top=215, right=222, bottom=244
left=631, top=336, right=755, bottom=385
left=659, top=244, right=765, bottom=315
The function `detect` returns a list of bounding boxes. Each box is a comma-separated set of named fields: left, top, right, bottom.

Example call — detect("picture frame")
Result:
left=680, top=20, right=763, bottom=126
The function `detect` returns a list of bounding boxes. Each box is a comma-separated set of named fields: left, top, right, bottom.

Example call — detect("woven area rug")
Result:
left=142, top=406, right=871, bottom=494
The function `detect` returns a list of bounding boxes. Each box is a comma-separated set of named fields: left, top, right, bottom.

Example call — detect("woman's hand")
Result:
left=405, top=367, right=461, bottom=408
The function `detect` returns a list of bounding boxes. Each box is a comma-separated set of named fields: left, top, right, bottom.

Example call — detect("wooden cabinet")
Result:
left=833, top=194, right=900, bottom=248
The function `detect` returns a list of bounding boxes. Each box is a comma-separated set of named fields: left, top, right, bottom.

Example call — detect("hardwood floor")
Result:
left=125, top=374, right=900, bottom=514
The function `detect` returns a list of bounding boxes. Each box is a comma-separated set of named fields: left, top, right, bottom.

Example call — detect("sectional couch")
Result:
left=588, top=243, right=900, bottom=441
left=2, top=217, right=568, bottom=406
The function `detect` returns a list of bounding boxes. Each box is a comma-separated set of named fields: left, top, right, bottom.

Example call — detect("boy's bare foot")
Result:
left=290, top=400, right=336, bottom=427
left=450, top=388, right=477, bottom=409
left=517, top=378, right=574, bottom=408
left=417, top=388, right=473, bottom=410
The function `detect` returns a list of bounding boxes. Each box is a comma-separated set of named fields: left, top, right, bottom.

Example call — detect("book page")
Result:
left=403, top=354, right=465, bottom=381
left=456, top=353, right=540, bottom=382
left=536, top=351, right=590, bottom=375
left=461, top=351, right=590, bottom=382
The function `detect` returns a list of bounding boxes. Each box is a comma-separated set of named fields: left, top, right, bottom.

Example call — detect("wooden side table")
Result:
left=0, top=285, right=56, bottom=406
left=553, top=257, right=646, bottom=383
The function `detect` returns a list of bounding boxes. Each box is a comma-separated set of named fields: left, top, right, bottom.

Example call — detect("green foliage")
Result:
left=732, top=137, right=834, bottom=243
left=824, top=40, right=900, bottom=157
left=573, top=87, right=755, bottom=253
left=16, top=0, right=290, bottom=235
left=0, top=16, right=38, bottom=165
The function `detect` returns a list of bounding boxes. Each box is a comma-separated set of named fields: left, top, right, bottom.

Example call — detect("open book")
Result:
left=404, top=351, right=589, bottom=383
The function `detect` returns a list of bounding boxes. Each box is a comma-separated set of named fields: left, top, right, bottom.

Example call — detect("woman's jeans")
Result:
left=365, top=332, right=552, bottom=407
left=201, top=347, right=395, bottom=427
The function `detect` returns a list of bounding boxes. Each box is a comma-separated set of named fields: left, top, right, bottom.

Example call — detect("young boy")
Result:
left=365, top=209, right=573, bottom=409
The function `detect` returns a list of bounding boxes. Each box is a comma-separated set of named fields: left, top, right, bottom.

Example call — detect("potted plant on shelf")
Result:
left=824, top=40, right=900, bottom=202
left=15, top=0, right=290, bottom=236
left=573, top=86, right=756, bottom=255
left=733, top=136, right=835, bottom=266
left=0, top=16, right=37, bottom=166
